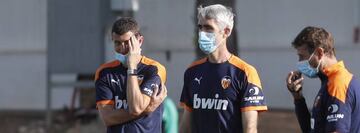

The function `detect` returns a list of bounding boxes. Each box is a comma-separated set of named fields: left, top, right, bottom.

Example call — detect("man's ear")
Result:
left=223, top=27, right=231, bottom=38
left=315, top=47, right=324, bottom=59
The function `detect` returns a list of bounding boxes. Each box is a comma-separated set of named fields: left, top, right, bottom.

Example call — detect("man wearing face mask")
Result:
left=95, top=17, right=167, bottom=133
left=179, top=4, right=267, bottom=133
left=286, top=26, right=360, bottom=133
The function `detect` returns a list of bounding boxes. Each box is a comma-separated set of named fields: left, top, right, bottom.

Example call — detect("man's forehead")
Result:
left=112, top=31, right=134, bottom=40
left=198, top=18, right=216, bottom=24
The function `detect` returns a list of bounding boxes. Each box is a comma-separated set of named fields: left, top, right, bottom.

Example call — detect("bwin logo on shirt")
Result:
left=193, top=93, right=229, bottom=110
left=115, top=96, right=128, bottom=109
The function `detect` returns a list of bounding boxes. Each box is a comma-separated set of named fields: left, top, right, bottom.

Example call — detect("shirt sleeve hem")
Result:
left=241, top=106, right=268, bottom=112
left=180, top=102, right=193, bottom=112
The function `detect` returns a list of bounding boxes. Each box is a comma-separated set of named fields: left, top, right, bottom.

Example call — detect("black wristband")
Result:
left=127, top=69, right=137, bottom=75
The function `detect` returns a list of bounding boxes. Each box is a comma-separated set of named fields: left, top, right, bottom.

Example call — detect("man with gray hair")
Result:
left=179, top=4, right=267, bottom=133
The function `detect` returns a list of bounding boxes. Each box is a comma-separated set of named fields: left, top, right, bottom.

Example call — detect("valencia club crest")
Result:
left=221, top=76, right=231, bottom=89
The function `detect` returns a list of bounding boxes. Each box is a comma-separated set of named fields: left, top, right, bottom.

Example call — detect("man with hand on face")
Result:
left=286, top=26, right=360, bottom=133
left=179, top=4, right=267, bottom=133
left=95, top=17, right=167, bottom=133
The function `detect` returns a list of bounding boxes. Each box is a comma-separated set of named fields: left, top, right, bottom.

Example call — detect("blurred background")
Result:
left=1, top=0, right=360, bottom=132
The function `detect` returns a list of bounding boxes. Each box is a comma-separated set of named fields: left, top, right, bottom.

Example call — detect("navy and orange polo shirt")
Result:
left=95, top=56, right=166, bottom=133
left=180, top=55, right=267, bottom=133
left=312, top=61, right=360, bottom=132
left=295, top=61, right=360, bottom=133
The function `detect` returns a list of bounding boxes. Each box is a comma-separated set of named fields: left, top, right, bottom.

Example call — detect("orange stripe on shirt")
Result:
left=323, top=61, right=353, bottom=103
left=94, top=60, right=121, bottom=81
left=141, top=56, right=167, bottom=84
left=228, top=55, right=262, bottom=88
left=96, top=100, right=115, bottom=105
left=180, top=102, right=193, bottom=112
left=188, top=57, right=207, bottom=69
left=241, top=106, right=268, bottom=112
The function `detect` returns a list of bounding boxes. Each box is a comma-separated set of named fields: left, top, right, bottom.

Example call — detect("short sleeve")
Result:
left=139, top=66, right=165, bottom=97
left=180, top=70, right=193, bottom=112
left=95, top=71, right=114, bottom=106
left=240, top=66, right=267, bottom=112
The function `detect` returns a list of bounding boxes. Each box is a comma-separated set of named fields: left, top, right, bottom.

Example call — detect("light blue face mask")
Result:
left=296, top=52, right=321, bottom=78
left=115, top=52, right=127, bottom=65
left=198, top=31, right=219, bottom=54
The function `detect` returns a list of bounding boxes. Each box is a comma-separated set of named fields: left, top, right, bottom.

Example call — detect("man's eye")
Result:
left=124, top=40, right=130, bottom=45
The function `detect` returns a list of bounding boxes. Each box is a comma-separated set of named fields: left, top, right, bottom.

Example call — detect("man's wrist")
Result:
left=128, top=64, right=137, bottom=69
left=293, top=94, right=306, bottom=105
left=127, top=69, right=137, bottom=75
left=292, top=92, right=304, bottom=100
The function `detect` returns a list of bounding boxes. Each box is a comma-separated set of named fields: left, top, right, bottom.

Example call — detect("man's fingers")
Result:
left=131, top=36, right=137, bottom=48
left=162, top=85, right=168, bottom=97
left=293, top=77, right=304, bottom=85
left=286, top=71, right=304, bottom=93
left=293, top=71, right=301, bottom=76
left=128, top=36, right=141, bottom=54
left=128, top=38, right=133, bottom=52
left=130, top=36, right=136, bottom=50
left=286, top=71, right=294, bottom=84
left=152, top=85, right=159, bottom=98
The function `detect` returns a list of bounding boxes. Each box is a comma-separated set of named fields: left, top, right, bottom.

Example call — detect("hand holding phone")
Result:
left=292, top=72, right=302, bottom=82
left=286, top=71, right=303, bottom=93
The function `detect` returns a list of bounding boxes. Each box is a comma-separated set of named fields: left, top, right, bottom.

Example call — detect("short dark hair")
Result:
left=111, top=17, right=140, bottom=35
left=292, top=26, right=335, bottom=56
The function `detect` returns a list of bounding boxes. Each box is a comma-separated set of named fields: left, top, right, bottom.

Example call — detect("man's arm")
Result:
left=294, top=96, right=311, bottom=132
left=126, top=74, right=151, bottom=115
left=239, top=66, right=267, bottom=133
left=126, top=36, right=152, bottom=115
left=95, top=70, right=140, bottom=126
left=179, top=69, right=193, bottom=133
left=179, top=109, right=192, bottom=133
left=97, top=85, right=167, bottom=126
left=143, top=84, right=167, bottom=114
left=286, top=71, right=311, bottom=132
left=97, top=104, right=138, bottom=126
left=242, top=110, right=258, bottom=133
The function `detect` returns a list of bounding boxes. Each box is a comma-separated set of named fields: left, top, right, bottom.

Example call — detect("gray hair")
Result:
left=197, top=4, right=235, bottom=31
